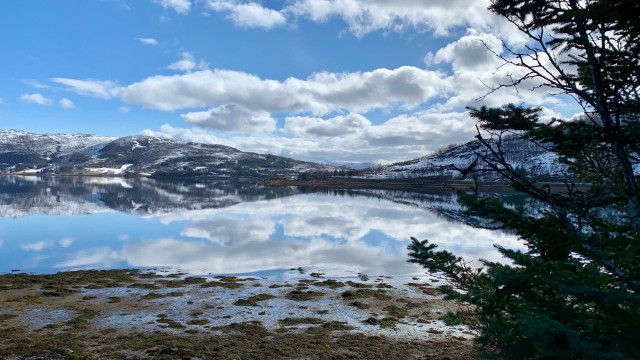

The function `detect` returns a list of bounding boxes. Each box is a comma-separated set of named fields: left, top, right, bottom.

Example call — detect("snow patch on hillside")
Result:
left=85, top=164, right=133, bottom=175
left=361, top=138, right=568, bottom=180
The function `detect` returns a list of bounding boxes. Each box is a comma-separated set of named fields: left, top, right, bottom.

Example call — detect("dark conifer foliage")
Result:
left=409, top=1, right=640, bottom=358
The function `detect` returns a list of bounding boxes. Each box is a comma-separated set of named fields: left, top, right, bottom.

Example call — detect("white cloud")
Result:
left=285, top=113, right=371, bottom=137
left=108, top=0, right=131, bottom=11
left=135, top=37, right=159, bottom=45
left=21, top=241, right=51, bottom=251
left=166, top=52, right=207, bottom=73
left=201, top=0, right=516, bottom=40
left=64, top=55, right=557, bottom=132
left=51, top=26, right=575, bottom=164
left=432, top=30, right=503, bottom=71
left=51, top=78, right=120, bottom=99
left=141, top=124, right=221, bottom=144
left=182, top=217, right=273, bottom=246
left=52, top=191, right=525, bottom=275
left=156, top=0, right=191, bottom=14
left=207, top=1, right=286, bottom=29
left=286, top=0, right=498, bottom=37
left=181, top=104, right=276, bottom=132
left=24, top=79, right=51, bottom=89
left=19, top=93, right=53, bottom=106
left=59, top=98, right=76, bottom=109
left=144, top=109, right=477, bottom=163
left=122, top=66, right=448, bottom=114
left=55, top=247, right=120, bottom=268
left=59, top=238, right=74, bottom=248
left=408, top=30, right=567, bottom=112
left=112, top=194, right=523, bottom=274
left=118, top=106, right=131, bottom=113
left=365, top=111, right=476, bottom=148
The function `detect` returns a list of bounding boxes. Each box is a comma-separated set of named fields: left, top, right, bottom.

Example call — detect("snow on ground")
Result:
left=85, top=271, right=475, bottom=342
left=84, top=164, right=133, bottom=175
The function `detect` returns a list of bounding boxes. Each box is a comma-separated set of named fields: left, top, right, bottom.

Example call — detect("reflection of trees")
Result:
left=296, top=186, right=538, bottom=229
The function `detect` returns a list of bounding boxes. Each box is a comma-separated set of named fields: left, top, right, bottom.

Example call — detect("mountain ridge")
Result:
left=359, top=137, right=568, bottom=181
left=0, top=129, right=330, bottom=177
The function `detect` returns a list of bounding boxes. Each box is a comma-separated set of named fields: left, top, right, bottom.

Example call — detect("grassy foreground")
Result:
left=0, top=269, right=475, bottom=359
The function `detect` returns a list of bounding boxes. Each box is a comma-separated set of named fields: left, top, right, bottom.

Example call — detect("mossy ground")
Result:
left=0, top=270, right=475, bottom=359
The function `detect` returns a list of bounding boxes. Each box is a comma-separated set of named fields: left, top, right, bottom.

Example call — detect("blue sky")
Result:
left=0, top=0, right=580, bottom=163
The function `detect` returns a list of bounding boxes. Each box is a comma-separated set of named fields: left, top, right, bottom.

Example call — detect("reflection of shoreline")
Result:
left=0, top=175, right=300, bottom=218
left=266, top=177, right=573, bottom=193
left=2, top=176, right=525, bottom=276
left=44, top=193, right=523, bottom=276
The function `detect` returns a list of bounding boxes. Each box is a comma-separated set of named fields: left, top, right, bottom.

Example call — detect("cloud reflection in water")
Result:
left=0, top=176, right=525, bottom=275
left=72, top=194, right=522, bottom=275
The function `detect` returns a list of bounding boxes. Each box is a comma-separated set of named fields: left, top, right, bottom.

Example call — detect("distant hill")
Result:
left=0, top=130, right=330, bottom=177
left=360, top=137, right=568, bottom=181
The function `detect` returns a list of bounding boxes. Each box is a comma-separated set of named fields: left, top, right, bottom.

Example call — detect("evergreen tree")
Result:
left=408, top=1, right=640, bottom=358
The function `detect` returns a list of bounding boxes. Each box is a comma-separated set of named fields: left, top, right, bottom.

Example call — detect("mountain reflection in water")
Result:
left=0, top=176, right=525, bottom=276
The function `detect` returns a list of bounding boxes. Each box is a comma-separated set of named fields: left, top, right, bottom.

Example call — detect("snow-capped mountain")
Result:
left=0, top=130, right=329, bottom=177
left=361, top=137, right=568, bottom=180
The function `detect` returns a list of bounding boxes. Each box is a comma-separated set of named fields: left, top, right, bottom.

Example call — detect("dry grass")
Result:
left=0, top=270, right=476, bottom=359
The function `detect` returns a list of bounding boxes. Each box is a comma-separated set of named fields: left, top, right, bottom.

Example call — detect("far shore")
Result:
left=1, top=172, right=577, bottom=194
left=263, top=176, right=576, bottom=193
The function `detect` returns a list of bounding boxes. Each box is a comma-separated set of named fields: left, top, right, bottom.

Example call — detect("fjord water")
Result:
left=0, top=176, right=523, bottom=277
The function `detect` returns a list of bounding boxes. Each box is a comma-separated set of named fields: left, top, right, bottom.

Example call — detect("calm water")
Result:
left=0, top=176, right=524, bottom=277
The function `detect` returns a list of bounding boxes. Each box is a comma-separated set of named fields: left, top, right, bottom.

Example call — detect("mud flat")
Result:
left=0, top=269, right=476, bottom=359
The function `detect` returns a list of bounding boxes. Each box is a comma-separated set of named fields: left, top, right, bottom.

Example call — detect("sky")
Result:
left=0, top=0, right=581, bottom=164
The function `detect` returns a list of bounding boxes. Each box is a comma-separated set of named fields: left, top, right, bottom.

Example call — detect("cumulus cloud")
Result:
left=143, top=109, right=477, bottom=163
left=141, top=124, right=221, bottom=144
left=285, top=0, right=499, bottom=37
left=157, top=0, right=526, bottom=46
left=51, top=78, right=120, bottom=99
left=136, top=37, right=159, bottom=45
left=122, top=66, right=448, bottom=114
left=207, top=1, right=286, bottom=29
left=199, top=0, right=521, bottom=42
left=166, top=52, right=207, bottom=73
left=59, top=98, right=76, bottom=109
left=432, top=30, right=503, bottom=71
left=117, top=193, right=522, bottom=274
left=59, top=56, right=555, bottom=129
left=156, top=0, right=191, bottom=14
left=50, top=26, right=574, bottom=163
left=284, top=113, right=371, bottom=137
left=53, top=192, right=524, bottom=275
left=417, top=30, right=567, bottom=111
left=181, top=104, right=276, bottom=132
left=19, top=93, right=53, bottom=105
left=182, top=217, right=273, bottom=246
left=365, top=112, right=476, bottom=147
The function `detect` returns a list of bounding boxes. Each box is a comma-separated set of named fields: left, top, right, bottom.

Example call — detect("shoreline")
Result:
left=0, top=269, right=476, bottom=359
left=0, top=173, right=578, bottom=195
left=263, top=177, right=576, bottom=193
